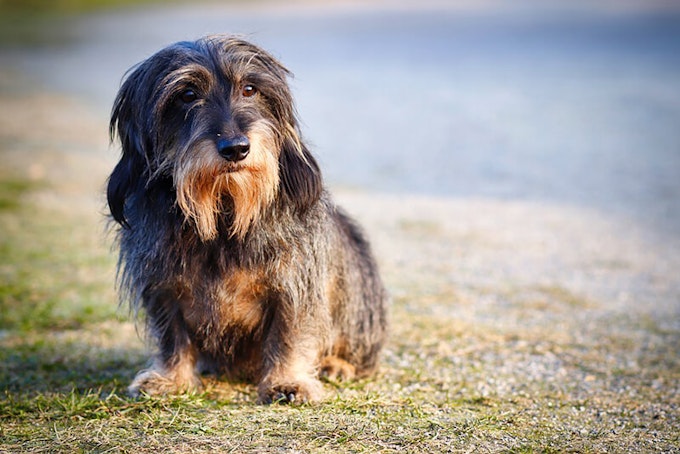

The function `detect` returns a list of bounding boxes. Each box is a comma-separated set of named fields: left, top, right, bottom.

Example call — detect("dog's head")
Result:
left=107, top=35, right=322, bottom=240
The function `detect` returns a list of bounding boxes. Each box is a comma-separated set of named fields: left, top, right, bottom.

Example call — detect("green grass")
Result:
left=0, top=178, right=119, bottom=331
left=1, top=145, right=678, bottom=451
left=0, top=179, right=36, bottom=211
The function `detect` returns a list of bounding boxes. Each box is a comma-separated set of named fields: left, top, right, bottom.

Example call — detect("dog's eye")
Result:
left=180, top=89, right=198, bottom=104
left=242, top=84, right=257, bottom=98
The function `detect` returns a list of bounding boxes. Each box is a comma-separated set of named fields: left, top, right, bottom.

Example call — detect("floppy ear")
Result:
left=279, top=132, right=323, bottom=213
left=107, top=65, right=152, bottom=227
left=107, top=151, right=145, bottom=227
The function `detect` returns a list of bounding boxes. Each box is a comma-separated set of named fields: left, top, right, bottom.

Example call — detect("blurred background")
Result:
left=1, top=0, right=679, bottom=238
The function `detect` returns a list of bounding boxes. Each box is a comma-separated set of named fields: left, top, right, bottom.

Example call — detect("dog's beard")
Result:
left=174, top=121, right=280, bottom=241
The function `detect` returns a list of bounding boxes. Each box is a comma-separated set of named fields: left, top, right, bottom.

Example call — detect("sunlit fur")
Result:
left=174, top=120, right=280, bottom=239
left=106, top=35, right=388, bottom=404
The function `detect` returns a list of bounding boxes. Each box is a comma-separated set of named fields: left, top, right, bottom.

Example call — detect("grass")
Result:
left=1, top=205, right=677, bottom=453
left=1, top=74, right=678, bottom=452
left=0, top=182, right=119, bottom=331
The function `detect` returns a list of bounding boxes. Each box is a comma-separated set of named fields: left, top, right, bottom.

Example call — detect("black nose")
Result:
left=217, top=136, right=250, bottom=162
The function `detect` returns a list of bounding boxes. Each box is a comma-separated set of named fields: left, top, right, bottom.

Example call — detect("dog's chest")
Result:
left=182, top=267, right=267, bottom=334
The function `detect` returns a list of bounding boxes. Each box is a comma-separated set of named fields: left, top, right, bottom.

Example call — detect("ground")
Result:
left=1, top=58, right=679, bottom=452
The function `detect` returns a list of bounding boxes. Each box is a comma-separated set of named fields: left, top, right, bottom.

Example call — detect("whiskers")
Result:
left=174, top=120, right=280, bottom=240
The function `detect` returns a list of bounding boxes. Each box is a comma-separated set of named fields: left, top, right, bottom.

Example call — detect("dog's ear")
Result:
left=107, top=65, right=152, bottom=227
left=107, top=151, right=145, bottom=227
left=279, top=131, right=323, bottom=212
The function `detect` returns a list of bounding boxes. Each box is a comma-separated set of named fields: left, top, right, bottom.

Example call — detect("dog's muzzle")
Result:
left=217, top=135, right=250, bottom=162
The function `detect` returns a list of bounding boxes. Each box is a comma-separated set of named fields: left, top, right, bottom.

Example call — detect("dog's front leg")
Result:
left=128, top=295, right=202, bottom=397
left=257, top=299, right=327, bottom=404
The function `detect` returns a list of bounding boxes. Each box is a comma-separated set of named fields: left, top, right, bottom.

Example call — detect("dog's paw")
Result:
left=127, top=368, right=202, bottom=398
left=319, top=356, right=356, bottom=382
left=257, top=378, right=324, bottom=405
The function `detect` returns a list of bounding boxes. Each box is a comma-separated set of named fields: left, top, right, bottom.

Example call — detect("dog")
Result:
left=106, top=35, right=388, bottom=404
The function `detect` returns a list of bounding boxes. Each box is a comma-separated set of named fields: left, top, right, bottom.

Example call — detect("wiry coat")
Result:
left=107, top=35, right=387, bottom=404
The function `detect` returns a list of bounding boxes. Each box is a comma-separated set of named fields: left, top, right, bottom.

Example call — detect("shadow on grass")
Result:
left=0, top=328, right=144, bottom=396
left=0, top=172, right=160, bottom=418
